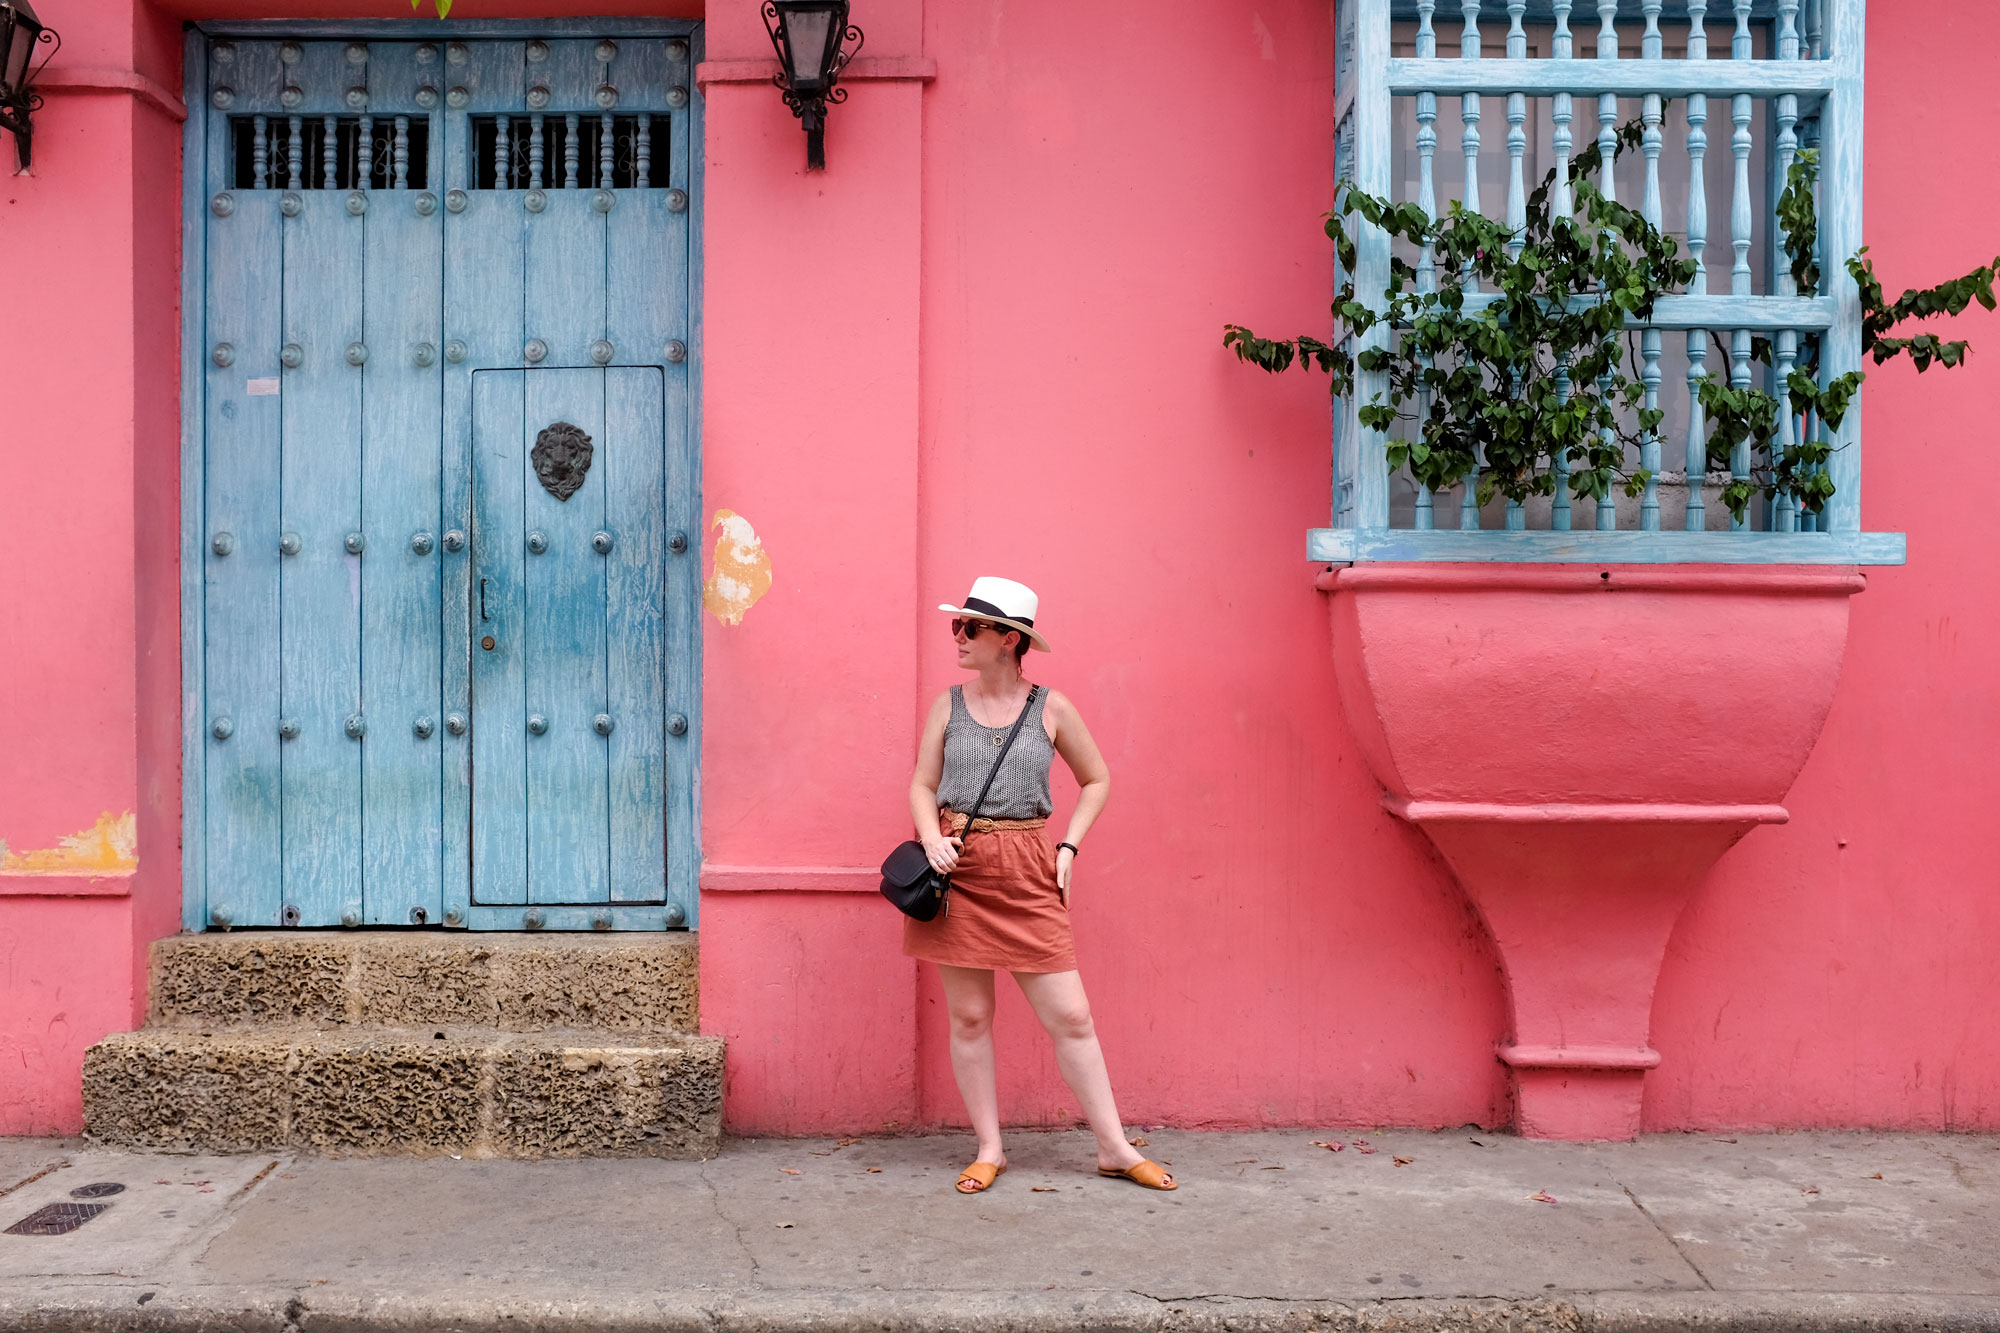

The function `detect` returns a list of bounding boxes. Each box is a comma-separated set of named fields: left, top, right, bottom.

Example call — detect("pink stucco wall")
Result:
left=698, top=0, right=2000, bottom=1136
left=2, top=0, right=1995, bottom=1137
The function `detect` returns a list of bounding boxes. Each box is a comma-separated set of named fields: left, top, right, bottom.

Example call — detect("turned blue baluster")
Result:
left=1595, top=1, right=1618, bottom=204
left=565, top=113, right=581, bottom=188
left=1461, top=0, right=1482, bottom=293
left=1595, top=1, right=1622, bottom=531
left=288, top=115, right=303, bottom=191
left=1683, top=0, right=1709, bottom=530
left=393, top=115, right=409, bottom=189
left=1727, top=0, right=1754, bottom=529
left=1770, top=0, right=1802, bottom=532
left=1414, top=0, right=1439, bottom=530
left=1641, top=0, right=1663, bottom=222
left=1641, top=330, right=1663, bottom=529
left=1552, top=0, right=1574, bottom=218
left=357, top=114, right=372, bottom=190
left=1459, top=0, right=1484, bottom=524
left=530, top=114, right=545, bottom=190
left=636, top=113, right=652, bottom=184
left=1552, top=363, right=1573, bottom=530
left=599, top=113, right=615, bottom=189
left=321, top=115, right=337, bottom=188
left=1797, top=106, right=1822, bottom=531
left=1639, top=5, right=1664, bottom=533
left=495, top=112, right=511, bottom=188
left=253, top=115, right=269, bottom=190
left=1772, top=334, right=1799, bottom=530
left=1505, top=0, right=1527, bottom=258
left=1596, top=366, right=1618, bottom=529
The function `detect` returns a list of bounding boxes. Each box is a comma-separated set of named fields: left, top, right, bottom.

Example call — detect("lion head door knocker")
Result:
left=532, top=421, right=594, bottom=501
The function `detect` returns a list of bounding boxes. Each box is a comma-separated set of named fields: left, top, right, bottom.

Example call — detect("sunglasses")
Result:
left=951, top=618, right=1005, bottom=639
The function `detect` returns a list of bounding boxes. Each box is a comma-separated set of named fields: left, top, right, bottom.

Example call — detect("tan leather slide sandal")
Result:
left=1098, top=1160, right=1177, bottom=1190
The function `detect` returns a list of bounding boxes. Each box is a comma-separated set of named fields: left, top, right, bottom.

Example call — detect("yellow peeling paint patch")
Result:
left=703, top=509, right=772, bottom=625
left=0, top=811, right=139, bottom=875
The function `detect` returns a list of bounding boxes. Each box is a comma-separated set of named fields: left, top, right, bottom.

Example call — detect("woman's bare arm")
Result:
left=909, top=691, right=960, bottom=873
left=1047, top=690, right=1109, bottom=900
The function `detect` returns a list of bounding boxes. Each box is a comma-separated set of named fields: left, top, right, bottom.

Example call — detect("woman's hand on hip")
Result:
left=1055, top=845, right=1075, bottom=906
left=922, top=831, right=963, bottom=875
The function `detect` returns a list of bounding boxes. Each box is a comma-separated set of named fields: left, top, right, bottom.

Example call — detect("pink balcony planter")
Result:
left=1318, top=563, right=1867, bottom=1140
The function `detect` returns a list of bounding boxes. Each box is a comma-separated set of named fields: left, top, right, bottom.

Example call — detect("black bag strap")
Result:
left=955, top=685, right=1041, bottom=843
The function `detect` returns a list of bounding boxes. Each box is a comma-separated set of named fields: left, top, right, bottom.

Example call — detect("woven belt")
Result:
left=942, top=811, right=1047, bottom=833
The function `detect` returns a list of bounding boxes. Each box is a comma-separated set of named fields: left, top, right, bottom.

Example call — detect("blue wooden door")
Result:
left=191, top=27, right=698, bottom=931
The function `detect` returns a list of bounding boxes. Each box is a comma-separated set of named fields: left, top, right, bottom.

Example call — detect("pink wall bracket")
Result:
left=1320, top=563, right=1866, bottom=1140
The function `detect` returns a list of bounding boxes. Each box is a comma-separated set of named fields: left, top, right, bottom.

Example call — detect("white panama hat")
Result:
left=938, top=576, right=1052, bottom=653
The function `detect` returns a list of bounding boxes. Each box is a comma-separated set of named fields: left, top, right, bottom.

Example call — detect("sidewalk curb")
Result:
left=7, top=1285, right=2000, bottom=1333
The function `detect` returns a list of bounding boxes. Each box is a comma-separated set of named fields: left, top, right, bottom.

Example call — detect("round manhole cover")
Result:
left=69, top=1182, right=126, bottom=1199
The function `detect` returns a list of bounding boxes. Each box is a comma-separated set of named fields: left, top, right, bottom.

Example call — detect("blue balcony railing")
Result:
left=1317, top=0, right=1903, bottom=564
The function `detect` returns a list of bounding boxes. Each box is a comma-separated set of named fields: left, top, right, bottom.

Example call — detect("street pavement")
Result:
left=1, top=1128, right=1996, bottom=1331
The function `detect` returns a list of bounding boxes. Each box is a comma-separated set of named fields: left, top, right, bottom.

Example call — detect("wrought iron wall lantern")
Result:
left=762, top=0, right=863, bottom=171
left=0, top=0, right=57, bottom=172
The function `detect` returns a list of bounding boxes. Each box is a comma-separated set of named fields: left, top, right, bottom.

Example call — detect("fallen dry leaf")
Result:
left=1802, top=1186, right=1820, bottom=1195
left=1528, top=1190, right=1557, bottom=1204
left=775, top=1222, right=794, bottom=1228
left=838, top=1137, right=861, bottom=1147
left=1393, top=1156, right=1414, bottom=1167
left=780, top=1167, right=802, bottom=1176
left=1311, top=1139, right=1346, bottom=1152
left=1355, top=1146, right=1378, bottom=1155
left=278, top=1173, right=297, bottom=1180
left=1713, top=1138, right=1739, bottom=1145
left=1128, top=1136, right=1149, bottom=1147
left=1031, top=1186, right=1060, bottom=1193
left=1233, top=1158, right=1258, bottom=1164
left=155, top=1180, right=171, bottom=1185
left=1868, top=1172, right=1884, bottom=1180
left=1261, top=1165, right=1286, bottom=1171
left=866, top=1167, right=882, bottom=1174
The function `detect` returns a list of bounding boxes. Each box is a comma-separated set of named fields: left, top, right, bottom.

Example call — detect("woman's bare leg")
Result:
left=938, top=965, right=1005, bottom=1170
left=1014, top=969, right=1152, bottom=1174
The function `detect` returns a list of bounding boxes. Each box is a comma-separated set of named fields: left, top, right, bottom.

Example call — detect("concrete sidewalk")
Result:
left=2, top=1128, right=1996, bottom=1331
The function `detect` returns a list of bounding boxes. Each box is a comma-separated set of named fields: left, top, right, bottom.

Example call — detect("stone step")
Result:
left=148, top=931, right=698, bottom=1033
left=82, top=1026, right=722, bottom=1158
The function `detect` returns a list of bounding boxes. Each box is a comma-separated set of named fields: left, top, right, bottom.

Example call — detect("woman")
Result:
left=905, top=576, right=1175, bottom=1196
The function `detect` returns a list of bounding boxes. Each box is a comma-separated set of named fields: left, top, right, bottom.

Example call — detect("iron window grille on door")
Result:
left=1320, top=0, right=1901, bottom=565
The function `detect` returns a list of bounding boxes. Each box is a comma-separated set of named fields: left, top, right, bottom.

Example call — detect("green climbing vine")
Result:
left=1226, top=130, right=2000, bottom=524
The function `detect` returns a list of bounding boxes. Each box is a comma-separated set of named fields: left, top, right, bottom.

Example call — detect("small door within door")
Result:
left=471, top=367, right=669, bottom=913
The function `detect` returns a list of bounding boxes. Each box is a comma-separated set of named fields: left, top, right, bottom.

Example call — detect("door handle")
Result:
left=480, top=577, right=491, bottom=622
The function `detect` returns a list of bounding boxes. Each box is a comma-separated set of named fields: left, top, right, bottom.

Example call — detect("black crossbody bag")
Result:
left=880, top=686, right=1042, bottom=921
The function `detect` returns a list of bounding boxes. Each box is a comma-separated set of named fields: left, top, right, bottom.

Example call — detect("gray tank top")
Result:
left=935, top=685, right=1055, bottom=820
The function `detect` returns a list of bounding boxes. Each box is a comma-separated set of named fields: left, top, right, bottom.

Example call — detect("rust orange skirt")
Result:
left=902, top=811, right=1077, bottom=974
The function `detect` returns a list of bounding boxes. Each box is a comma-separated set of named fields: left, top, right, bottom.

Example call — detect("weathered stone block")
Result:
left=489, top=936, right=699, bottom=1033
left=352, top=941, right=501, bottom=1027
left=289, top=1036, right=486, bottom=1155
left=82, top=1032, right=291, bottom=1151
left=146, top=932, right=699, bottom=1032
left=150, top=934, right=352, bottom=1025
left=489, top=1035, right=723, bottom=1158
